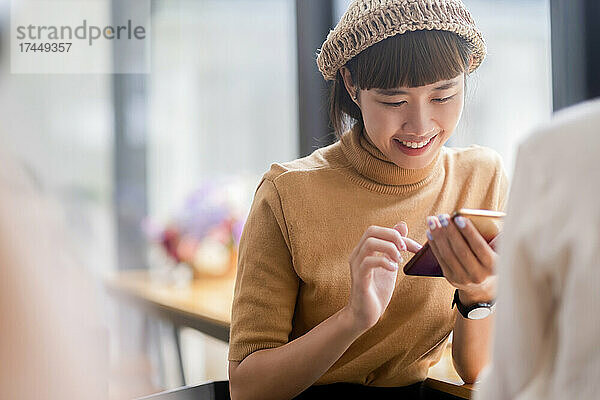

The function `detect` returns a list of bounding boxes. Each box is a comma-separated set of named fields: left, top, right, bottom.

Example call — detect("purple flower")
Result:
left=146, top=175, right=254, bottom=249
left=172, top=177, right=239, bottom=242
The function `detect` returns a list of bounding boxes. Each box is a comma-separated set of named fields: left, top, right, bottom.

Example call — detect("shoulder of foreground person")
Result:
left=472, top=99, right=600, bottom=400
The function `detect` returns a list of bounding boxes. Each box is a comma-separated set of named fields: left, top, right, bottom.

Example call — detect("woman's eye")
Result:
left=383, top=101, right=406, bottom=107
left=432, top=95, right=455, bottom=103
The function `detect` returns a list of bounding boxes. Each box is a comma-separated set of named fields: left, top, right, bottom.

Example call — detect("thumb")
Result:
left=394, top=221, right=408, bottom=237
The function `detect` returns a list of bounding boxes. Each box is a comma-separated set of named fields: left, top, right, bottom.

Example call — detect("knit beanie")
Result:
left=316, top=0, right=486, bottom=81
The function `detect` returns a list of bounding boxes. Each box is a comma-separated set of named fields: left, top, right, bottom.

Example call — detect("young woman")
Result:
left=228, top=1, right=508, bottom=399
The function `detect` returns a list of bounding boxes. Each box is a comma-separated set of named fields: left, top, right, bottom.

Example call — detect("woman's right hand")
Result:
left=344, top=222, right=423, bottom=332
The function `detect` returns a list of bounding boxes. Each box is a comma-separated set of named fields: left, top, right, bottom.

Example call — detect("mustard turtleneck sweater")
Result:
left=228, top=123, right=509, bottom=387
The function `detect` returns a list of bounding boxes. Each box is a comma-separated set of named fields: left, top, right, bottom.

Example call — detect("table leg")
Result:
left=148, top=317, right=166, bottom=389
left=172, top=324, right=186, bottom=386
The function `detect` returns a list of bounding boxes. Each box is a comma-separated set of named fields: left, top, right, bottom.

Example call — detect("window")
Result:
left=148, top=0, right=298, bottom=221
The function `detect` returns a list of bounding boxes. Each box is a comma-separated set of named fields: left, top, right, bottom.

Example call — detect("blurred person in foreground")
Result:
left=474, top=98, right=600, bottom=399
left=0, top=151, right=107, bottom=399
left=0, top=5, right=108, bottom=398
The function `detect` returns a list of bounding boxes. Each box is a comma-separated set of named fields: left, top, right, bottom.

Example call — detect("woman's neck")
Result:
left=339, top=123, right=443, bottom=189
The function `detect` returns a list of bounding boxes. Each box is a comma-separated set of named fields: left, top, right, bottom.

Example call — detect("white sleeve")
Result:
left=474, top=143, right=555, bottom=400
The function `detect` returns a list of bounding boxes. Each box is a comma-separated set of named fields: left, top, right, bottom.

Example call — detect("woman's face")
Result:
left=341, top=68, right=465, bottom=170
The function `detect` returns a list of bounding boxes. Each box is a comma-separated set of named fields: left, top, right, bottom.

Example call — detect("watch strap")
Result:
left=452, top=289, right=495, bottom=320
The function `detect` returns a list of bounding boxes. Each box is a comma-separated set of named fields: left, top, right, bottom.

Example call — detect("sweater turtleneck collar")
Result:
left=340, top=123, right=443, bottom=188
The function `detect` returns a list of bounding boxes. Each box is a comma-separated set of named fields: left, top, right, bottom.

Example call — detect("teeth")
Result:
left=398, top=137, right=432, bottom=149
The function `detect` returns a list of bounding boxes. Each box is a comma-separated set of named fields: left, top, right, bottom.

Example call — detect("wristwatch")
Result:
left=452, top=289, right=496, bottom=320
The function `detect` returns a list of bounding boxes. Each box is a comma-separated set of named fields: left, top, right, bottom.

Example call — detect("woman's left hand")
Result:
left=426, top=214, right=497, bottom=304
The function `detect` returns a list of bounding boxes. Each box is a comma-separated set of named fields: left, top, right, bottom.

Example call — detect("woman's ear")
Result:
left=340, top=66, right=359, bottom=104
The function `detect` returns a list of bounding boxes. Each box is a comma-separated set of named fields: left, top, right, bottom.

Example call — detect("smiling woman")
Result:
left=228, top=1, right=509, bottom=399
left=332, top=30, right=472, bottom=170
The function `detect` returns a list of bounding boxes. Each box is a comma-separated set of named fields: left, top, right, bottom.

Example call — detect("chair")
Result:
left=138, top=381, right=230, bottom=400
left=138, top=380, right=464, bottom=400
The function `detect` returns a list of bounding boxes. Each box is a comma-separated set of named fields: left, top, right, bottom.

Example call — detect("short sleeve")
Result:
left=228, top=177, right=300, bottom=362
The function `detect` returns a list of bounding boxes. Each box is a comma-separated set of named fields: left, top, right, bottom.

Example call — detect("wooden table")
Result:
left=105, top=270, right=474, bottom=399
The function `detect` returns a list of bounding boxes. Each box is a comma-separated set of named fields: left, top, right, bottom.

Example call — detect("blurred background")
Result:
left=1, top=0, right=598, bottom=399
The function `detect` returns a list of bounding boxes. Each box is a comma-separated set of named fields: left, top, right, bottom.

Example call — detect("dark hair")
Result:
left=329, top=30, right=473, bottom=138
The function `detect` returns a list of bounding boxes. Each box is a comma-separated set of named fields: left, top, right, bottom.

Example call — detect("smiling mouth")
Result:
left=393, top=134, right=438, bottom=149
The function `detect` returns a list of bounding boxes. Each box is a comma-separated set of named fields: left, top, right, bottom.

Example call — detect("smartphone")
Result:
left=402, top=209, right=506, bottom=277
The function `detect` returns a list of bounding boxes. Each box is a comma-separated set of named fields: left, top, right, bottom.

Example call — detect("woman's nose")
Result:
left=401, top=106, right=435, bottom=137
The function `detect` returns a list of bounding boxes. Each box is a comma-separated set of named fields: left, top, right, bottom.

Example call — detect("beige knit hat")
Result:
left=316, top=0, right=486, bottom=81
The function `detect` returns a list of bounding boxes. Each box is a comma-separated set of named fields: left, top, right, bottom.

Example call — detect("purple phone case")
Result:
left=403, top=244, right=443, bottom=277
left=404, top=235, right=500, bottom=277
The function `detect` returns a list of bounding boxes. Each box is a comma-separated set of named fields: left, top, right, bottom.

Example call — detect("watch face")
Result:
left=467, top=307, right=492, bottom=320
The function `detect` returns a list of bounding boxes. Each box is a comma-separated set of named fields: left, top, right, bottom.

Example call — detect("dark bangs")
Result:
left=329, top=30, right=473, bottom=137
